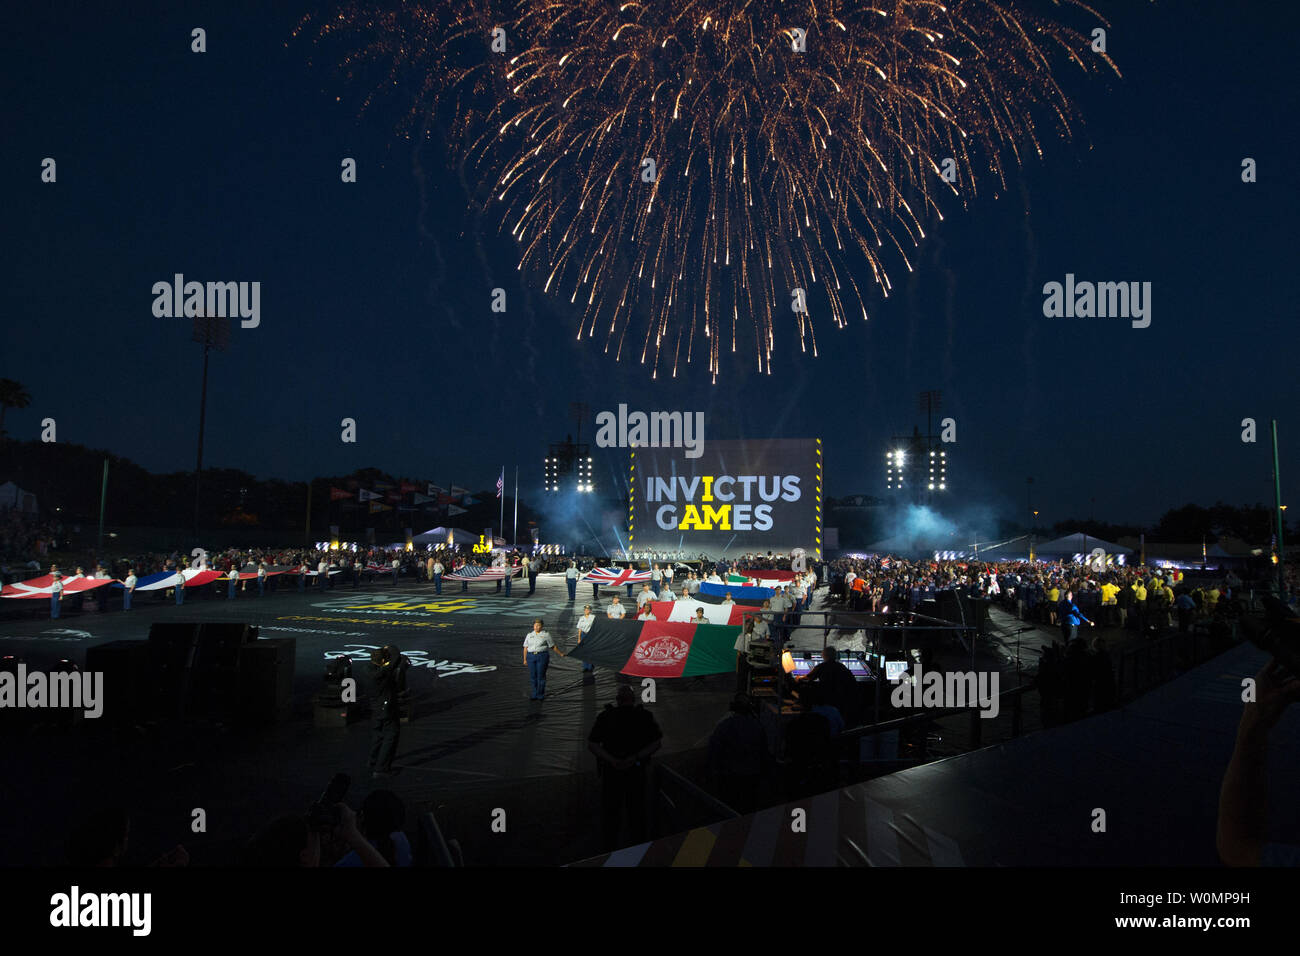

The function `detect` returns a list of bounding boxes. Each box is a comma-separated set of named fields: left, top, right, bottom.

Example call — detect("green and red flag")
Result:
left=567, top=619, right=739, bottom=678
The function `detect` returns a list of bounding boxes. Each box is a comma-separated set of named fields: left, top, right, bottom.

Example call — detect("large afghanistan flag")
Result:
left=566, top=618, right=739, bottom=678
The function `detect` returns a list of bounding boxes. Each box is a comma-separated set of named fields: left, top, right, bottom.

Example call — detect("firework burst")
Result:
left=300, top=1, right=1118, bottom=380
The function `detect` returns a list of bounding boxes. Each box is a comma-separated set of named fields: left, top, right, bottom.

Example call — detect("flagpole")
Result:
left=513, top=466, right=519, bottom=548
left=499, top=465, right=505, bottom=545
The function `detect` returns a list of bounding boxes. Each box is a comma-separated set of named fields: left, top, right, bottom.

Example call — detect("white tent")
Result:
left=411, top=527, right=479, bottom=546
left=1034, top=532, right=1132, bottom=556
left=0, top=481, right=38, bottom=514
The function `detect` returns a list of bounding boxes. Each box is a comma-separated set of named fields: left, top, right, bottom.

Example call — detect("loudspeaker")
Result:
left=147, top=622, right=258, bottom=721
left=194, top=623, right=256, bottom=673
left=237, top=637, right=295, bottom=724
left=84, top=640, right=153, bottom=723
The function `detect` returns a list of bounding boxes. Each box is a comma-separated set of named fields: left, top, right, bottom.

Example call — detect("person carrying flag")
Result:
left=50, top=571, right=63, bottom=618
left=122, top=568, right=137, bottom=610
left=574, top=604, right=597, bottom=680
left=523, top=619, right=561, bottom=701
left=566, top=561, right=579, bottom=601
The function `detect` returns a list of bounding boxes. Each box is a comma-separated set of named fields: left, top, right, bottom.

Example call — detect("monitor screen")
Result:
left=885, top=661, right=909, bottom=681
left=840, top=658, right=872, bottom=677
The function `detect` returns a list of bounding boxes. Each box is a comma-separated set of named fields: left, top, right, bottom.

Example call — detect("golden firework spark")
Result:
left=299, top=1, right=1118, bottom=380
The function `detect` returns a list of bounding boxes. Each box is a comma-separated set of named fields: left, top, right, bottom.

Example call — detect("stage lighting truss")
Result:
left=886, top=449, right=908, bottom=491
left=927, top=449, right=948, bottom=491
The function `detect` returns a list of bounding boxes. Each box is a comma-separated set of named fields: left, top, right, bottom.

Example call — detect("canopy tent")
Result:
left=1033, top=532, right=1132, bottom=556
left=411, top=527, right=479, bottom=546
left=0, top=481, right=38, bottom=514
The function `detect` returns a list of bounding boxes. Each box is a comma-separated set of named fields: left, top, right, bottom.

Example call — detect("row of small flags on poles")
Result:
left=328, top=482, right=475, bottom=515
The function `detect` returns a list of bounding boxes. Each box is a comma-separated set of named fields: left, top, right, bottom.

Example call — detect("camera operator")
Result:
left=369, top=645, right=409, bottom=779
left=244, top=803, right=388, bottom=867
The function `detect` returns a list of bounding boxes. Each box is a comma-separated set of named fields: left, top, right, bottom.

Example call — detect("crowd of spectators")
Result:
left=0, top=509, right=66, bottom=578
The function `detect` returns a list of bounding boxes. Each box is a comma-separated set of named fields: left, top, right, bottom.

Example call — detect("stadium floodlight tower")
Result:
left=192, top=311, right=231, bottom=537
left=887, top=390, right=949, bottom=505
left=544, top=435, right=593, bottom=494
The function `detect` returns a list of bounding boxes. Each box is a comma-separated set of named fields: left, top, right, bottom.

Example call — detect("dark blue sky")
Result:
left=5, top=0, right=1298, bottom=528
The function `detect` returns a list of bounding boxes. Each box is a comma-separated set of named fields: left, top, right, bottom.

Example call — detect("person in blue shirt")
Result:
left=333, top=790, right=411, bottom=867
left=1058, top=590, right=1094, bottom=643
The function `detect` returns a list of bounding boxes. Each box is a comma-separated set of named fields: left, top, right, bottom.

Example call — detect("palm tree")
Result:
left=0, top=379, right=31, bottom=440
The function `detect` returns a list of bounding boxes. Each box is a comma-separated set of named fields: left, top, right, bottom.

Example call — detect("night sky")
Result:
left=5, top=0, right=1298, bottom=528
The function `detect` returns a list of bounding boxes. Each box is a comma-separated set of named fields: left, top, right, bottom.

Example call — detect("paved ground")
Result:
left=0, top=573, right=738, bottom=866
left=2, top=576, right=1158, bottom=865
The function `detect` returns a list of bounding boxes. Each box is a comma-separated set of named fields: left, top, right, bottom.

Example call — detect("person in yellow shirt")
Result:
left=1046, top=584, right=1060, bottom=625
left=1100, top=581, right=1120, bottom=627
left=1157, top=583, right=1175, bottom=627
left=1206, top=586, right=1221, bottom=611
left=1133, top=581, right=1148, bottom=633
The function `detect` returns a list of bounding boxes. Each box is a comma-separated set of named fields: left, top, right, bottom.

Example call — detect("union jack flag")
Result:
left=447, top=565, right=518, bottom=581
left=582, top=567, right=652, bottom=587
left=497, top=468, right=504, bottom=499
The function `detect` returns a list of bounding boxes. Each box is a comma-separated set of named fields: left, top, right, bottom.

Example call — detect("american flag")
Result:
left=447, top=565, right=518, bottom=581
left=582, top=567, right=652, bottom=587
left=497, top=468, right=504, bottom=498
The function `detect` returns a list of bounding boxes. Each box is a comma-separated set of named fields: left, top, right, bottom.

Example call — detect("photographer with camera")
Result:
left=369, top=645, right=410, bottom=779
left=244, top=774, right=389, bottom=866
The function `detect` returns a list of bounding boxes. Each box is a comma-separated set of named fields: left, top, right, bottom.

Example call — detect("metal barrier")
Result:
left=1114, top=622, right=1236, bottom=702
left=417, top=809, right=462, bottom=867
left=838, top=683, right=1033, bottom=757
left=652, top=762, right=741, bottom=838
